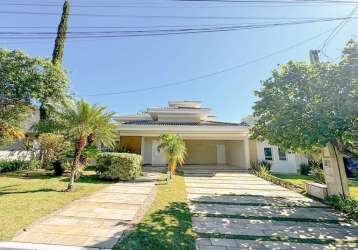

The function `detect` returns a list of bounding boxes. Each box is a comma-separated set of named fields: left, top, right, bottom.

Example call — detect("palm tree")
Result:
left=158, top=134, right=186, bottom=181
left=59, top=100, right=117, bottom=191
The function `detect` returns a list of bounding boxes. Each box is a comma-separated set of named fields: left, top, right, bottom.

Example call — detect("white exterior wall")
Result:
left=256, top=141, right=308, bottom=174
left=0, top=151, right=34, bottom=161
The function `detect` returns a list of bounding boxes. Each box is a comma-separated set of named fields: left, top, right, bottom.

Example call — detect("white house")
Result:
left=116, top=101, right=307, bottom=173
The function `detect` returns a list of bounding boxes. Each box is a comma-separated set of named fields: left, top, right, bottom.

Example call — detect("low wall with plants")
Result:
left=251, top=162, right=358, bottom=222
left=250, top=165, right=305, bottom=194
left=96, top=152, right=143, bottom=181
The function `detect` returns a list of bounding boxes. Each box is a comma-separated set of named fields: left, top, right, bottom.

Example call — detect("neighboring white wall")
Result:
left=225, top=141, right=246, bottom=167
left=0, top=151, right=34, bottom=161
left=256, top=141, right=308, bottom=174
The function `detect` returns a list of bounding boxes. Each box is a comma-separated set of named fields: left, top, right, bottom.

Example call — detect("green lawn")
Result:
left=115, top=174, right=196, bottom=250
left=272, top=173, right=358, bottom=200
left=0, top=169, right=111, bottom=240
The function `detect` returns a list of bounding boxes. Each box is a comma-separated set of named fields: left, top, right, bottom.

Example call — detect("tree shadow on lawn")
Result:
left=1, top=170, right=59, bottom=180
left=59, top=173, right=115, bottom=185
left=0, top=188, right=59, bottom=195
left=115, top=201, right=196, bottom=250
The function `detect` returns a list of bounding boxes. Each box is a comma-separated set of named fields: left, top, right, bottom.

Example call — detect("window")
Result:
left=264, top=147, right=273, bottom=160
left=278, top=148, right=287, bottom=161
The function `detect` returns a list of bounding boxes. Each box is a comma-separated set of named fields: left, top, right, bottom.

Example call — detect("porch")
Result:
left=119, top=136, right=251, bottom=169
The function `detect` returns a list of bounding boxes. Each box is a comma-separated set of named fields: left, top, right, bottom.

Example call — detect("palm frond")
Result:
left=158, top=134, right=187, bottom=166
left=58, top=99, right=118, bottom=145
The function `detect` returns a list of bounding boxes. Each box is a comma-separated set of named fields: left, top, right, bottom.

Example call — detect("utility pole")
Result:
left=309, top=49, right=320, bottom=64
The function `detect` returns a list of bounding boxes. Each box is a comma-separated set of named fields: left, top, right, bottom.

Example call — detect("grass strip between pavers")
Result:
left=192, top=212, right=345, bottom=224
left=190, top=200, right=327, bottom=208
left=197, top=232, right=358, bottom=246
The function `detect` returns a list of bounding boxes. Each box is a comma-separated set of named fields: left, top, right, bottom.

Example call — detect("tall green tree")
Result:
left=158, top=134, right=187, bottom=181
left=58, top=100, right=117, bottom=191
left=251, top=40, right=358, bottom=159
left=52, top=0, right=70, bottom=65
left=40, top=0, right=70, bottom=120
left=0, top=49, right=68, bottom=145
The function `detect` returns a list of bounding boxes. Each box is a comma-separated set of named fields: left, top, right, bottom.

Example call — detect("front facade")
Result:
left=116, top=101, right=307, bottom=173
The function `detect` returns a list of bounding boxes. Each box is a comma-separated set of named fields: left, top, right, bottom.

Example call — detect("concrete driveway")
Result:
left=183, top=166, right=358, bottom=250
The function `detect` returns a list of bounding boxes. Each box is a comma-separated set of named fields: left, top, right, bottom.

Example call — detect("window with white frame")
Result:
left=264, top=147, right=273, bottom=160
left=278, top=148, right=287, bottom=160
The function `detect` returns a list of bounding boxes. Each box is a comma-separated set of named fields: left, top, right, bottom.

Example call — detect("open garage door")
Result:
left=184, top=140, right=246, bottom=167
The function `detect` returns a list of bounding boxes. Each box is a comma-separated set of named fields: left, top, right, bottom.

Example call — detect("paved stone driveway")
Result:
left=1, top=172, right=160, bottom=250
left=182, top=166, right=358, bottom=250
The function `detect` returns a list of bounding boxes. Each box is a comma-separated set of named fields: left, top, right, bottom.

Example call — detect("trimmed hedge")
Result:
left=96, top=152, right=143, bottom=181
left=0, top=160, right=40, bottom=173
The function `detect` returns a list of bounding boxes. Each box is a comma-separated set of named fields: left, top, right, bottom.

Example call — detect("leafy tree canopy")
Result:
left=251, top=40, right=358, bottom=158
left=0, top=49, right=68, bottom=105
left=0, top=49, right=68, bottom=144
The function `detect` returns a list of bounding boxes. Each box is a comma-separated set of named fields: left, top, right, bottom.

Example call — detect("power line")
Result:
left=0, top=10, right=355, bottom=20
left=320, top=4, right=358, bottom=53
left=176, top=0, right=358, bottom=2
left=0, top=17, right=355, bottom=30
left=0, top=17, right=356, bottom=41
left=78, top=28, right=333, bottom=97
left=0, top=1, right=356, bottom=8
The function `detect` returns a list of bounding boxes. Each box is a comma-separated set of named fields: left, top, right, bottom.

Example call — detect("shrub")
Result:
left=38, top=133, right=67, bottom=169
left=96, top=152, right=143, bottom=181
left=327, top=195, right=358, bottom=221
left=0, top=159, right=40, bottom=173
left=249, top=161, right=271, bottom=177
left=309, top=167, right=326, bottom=184
left=80, top=145, right=101, bottom=165
left=259, top=160, right=271, bottom=171
left=250, top=161, right=261, bottom=172
left=300, top=163, right=312, bottom=175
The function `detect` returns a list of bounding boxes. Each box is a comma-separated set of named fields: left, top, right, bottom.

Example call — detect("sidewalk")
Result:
left=0, top=172, right=160, bottom=250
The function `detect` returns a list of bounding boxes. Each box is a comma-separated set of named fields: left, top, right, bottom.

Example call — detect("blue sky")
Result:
left=1, top=0, right=357, bottom=122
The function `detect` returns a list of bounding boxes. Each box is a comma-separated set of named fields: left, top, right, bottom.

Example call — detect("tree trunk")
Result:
left=167, top=160, right=177, bottom=183
left=39, top=103, right=47, bottom=121
left=66, top=136, right=86, bottom=191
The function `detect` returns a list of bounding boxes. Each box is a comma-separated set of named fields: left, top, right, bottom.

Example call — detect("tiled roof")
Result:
left=121, top=120, right=249, bottom=126
left=147, top=107, right=209, bottom=111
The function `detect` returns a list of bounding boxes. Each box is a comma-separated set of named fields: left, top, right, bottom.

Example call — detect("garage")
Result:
left=184, top=140, right=247, bottom=168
